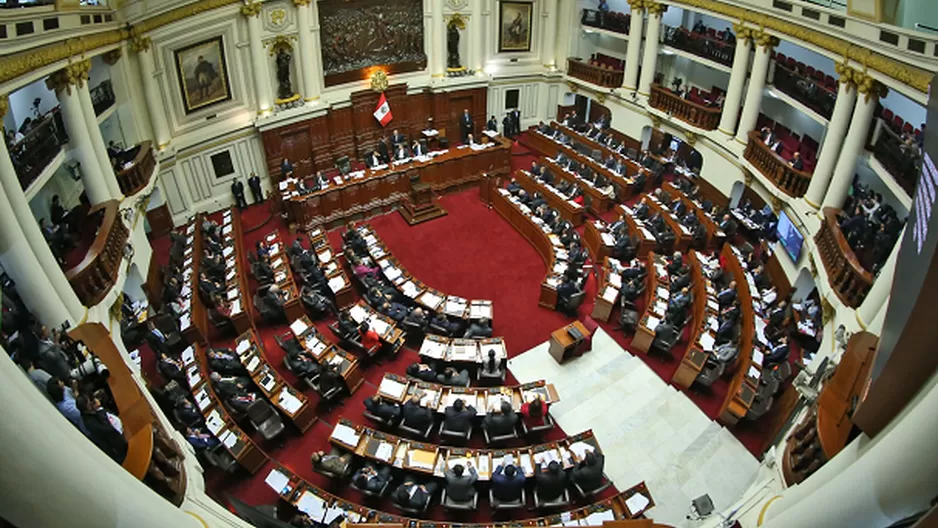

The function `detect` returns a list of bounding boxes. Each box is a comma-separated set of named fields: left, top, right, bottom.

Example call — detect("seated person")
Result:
left=403, top=307, right=429, bottom=329
left=407, top=362, right=439, bottom=382
left=207, top=348, right=244, bottom=375
left=157, top=351, right=186, bottom=384
left=393, top=143, right=410, bottom=161
left=208, top=293, right=232, bottom=326
left=378, top=299, right=408, bottom=323
left=351, top=256, right=379, bottom=280
left=359, top=321, right=382, bottom=350
left=311, top=448, right=353, bottom=476
left=366, top=150, right=383, bottom=168
left=445, top=462, right=479, bottom=503
left=506, top=178, right=522, bottom=195
left=364, top=395, right=402, bottom=422
left=437, top=367, right=470, bottom=387
left=650, top=319, right=677, bottom=350
left=491, top=460, right=525, bottom=502
left=483, top=401, right=518, bottom=438
left=764, top=336, right=790, bottom=365
left=175, top=398, right=204, bottom=426
left=210, top=372, right=253, bottom=400
left=78, top=395, right=128, bottom=464
left=402, top=394, right=434, bottom=431
left=430, top=313, right=461, bottom=335
left=463, top=318, right=492, bottom=338
left=718, top=281, right=738, bottom=307
left=556, top=277, right=581, bottom=313
left=520, top=394, right=550, bottom=428
left=535, top=460, right=567, bottom=502
left=622, top=278, right=641, bottom=303
left=185, top=426, right=219, bottom=451
left=667, top=251, right=684, bottom=275
left=480, top=349, right=503, bottom=377
left=443, top=398, right=476, bottom=433
left=353, top=463, right=392, bottom=493
left=255, top=241, right=271, bottom=261
left=284, top=347, right=320, bottom=378
left=199, top=272, right=224, bottom=298
left=336, top=310, right=360, bottom=338
left=393, top=479, right=438, bottom=511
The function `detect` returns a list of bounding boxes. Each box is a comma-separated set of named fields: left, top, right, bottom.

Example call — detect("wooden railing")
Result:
left=116, top=141, right=156, bottom=196
left=814, top=207, right=873, bottom=308
left=744, top=131, right=812, bottom=197
left=567, top=57, right=624, bottom=88
left=65, top=200, right=129, bottom=307
left=648, top=84, right=721, bottom=131
left=10, top=109, right=67, bottom=189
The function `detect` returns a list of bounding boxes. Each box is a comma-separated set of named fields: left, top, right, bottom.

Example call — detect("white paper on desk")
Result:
left=265, top=470, right=290, bottom=493
left=196, top=389, right=211, bottom=410
left=331, top=423, right=361, bottom=447
left=349, top=305, right=367, bottom=323
left=584, top=510, right=616, bottom=525
left=657, top=287, right=671, bottom=300
left=602, top=286, right=618, bottom=302
left=370, top=317, right=390, bottom=337
left=420, top=291, right=443, bottom=308
left=384, top=266, right=403, bottom=282
left=654, top=301, right=668, bottom=316
left=206, top=410, right=224, bottom=434
left=223, top=247, right=234, bottom=257
left=709, top=317, right=719, bottom=331
left=290, top=319, right=308, bottom=336
left=187, top=366, right=201, bottom=387
left=519, top=453, right=535, bottom=476
left=708, top=300, right=719, bottom=312
left=753, top=349, right=765, bottom=366
left=699, top=333, right=715, bottom=352
left=407, top=451, right=435, bottom=470
left=600, top=232, right=616, bottom=246
left=180, top=315, right=191, bottom=331
left=222, top=225, right=233, bottom=235
left=568, top=441, right=595, bottom=460
left=646, top=316, right=661, bottom=331
left=553, top=261, right=568, bottom=275
left=296, top=491, right=327, bottom=520
left=380, top=377, right=407, bottom=399
left=236, top=339, right=250, bottom=355
left=626, top=493, right=650, bottom=515
left=748, top=366, right=761, bottom=380
left=445, top=297, right=467, bottom=314
left=231, top=299, right=242, bottom=315
left=225, top=270, right=236, bottom=282
left=328, top=275, right=346, bottom=292
left=275, top=272, right=287, bottom=284
left=306, top=337, right=327, bottom=357
left=375, top=441, right=394, bottom=461
left=419, top=339, right=447, bottom=359
left=401, top=281, right=420, bottom=298
left=279, top=389, right=303, bottom=414
left=220, top=429, right=237, bottom=448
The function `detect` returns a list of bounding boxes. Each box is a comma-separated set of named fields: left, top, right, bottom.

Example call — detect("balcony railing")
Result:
left=115, top=141, right=155, bottom=196
left=773, top=62, right=837, bottom=120
left=744, top=130, right=812, bottom=197
left=65, top=200, right=129, bottom=307
left=581, top=8, right=631, bottom=35
left=90, top=79, right=115, bottom=116
left=871, top=126, right=920, bottom=196
left=567, top=57, right=624, bottom=88
left=9, top=109, right=68, bottom=189
left=663, top=26, right=735, bottom=67
left=648, top=84, right=722, bottom=130
left=814, top=207, right=873, bottom=308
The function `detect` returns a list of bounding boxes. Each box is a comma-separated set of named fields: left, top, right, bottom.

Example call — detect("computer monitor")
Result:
left=775, top=210, right=804, bottom=262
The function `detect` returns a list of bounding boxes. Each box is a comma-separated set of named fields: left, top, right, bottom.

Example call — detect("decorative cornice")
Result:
left=684, top=130, right=697, bottom=146
left=0, top=94, right=8, bottom=118
left=0, top=30, right=127, bottom=86
left=45, top=59, right=92, bottom=95
left=627, top=0, right=645, bottom=13
left=731, top=22, right=754, bottom=43
left=751, top=27, right=779, bottom=49
left=133, top=0, right=242, bottom=34
left=644, top=0, right=667, bottom=17
left=130, top=36, right=151, bottom=53
left=292, top=0, right=311, bottom=6
left=673, top=0, right=931, bottom=93
left=240, top=2, right=263, bottom=18
left=266, top=35, right=295, bottom=56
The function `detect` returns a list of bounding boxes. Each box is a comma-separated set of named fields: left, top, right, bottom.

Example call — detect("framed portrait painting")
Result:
left=498, top=1, right=533, bottom=53
left=174, top=36, right=232, bottom=114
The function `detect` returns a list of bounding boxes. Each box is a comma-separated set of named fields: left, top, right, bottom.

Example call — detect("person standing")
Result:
left=231, top=179, right=248, bottom=209
left=460, top=109, right=474, bottom=144
left=248, top=173, right=264, bottom=204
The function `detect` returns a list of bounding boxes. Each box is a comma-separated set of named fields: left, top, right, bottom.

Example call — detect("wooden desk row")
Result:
left=554, top=122, right=656, bottom=195
left=642, top=195, right=693, bottom=252
left=375, top=372, right=559, bottom=416
left=515, top=169, right=585, bottom=226
left=541, top=156, right=614, bottom=214
left=232, top=328, right=318, bottom=432
left=347, top=301, right=407, bottom=351
left=671, top=252, right=721, bottom=389
left=223, top=207, right=255, bottom=334
left=590, top=257, right=630, bottom=323
left=330, top=419, right=599, bottom=481
left=631, top=253, right=671, bottom=354
left=264, top=462, right=656, bottom=524
left=262, top=230, right=306, bottom=323
left=491, top=188, right=568, bottom=310
left=717, top=245, right=759, bottom=426
left=417, top=334, right=507, bottom=366
left=276, top=137, right=511, bottom=229
left=583, top=206, right=657, bottom=264
left=179, top=217, right=208, bottom=346
left=661, top=181, right=726, bottom=249
left=355, top=225, right=494, bottom=322
left=305, top=226, right=355, bottom=309
left=288, top=316, right=365, bottom=394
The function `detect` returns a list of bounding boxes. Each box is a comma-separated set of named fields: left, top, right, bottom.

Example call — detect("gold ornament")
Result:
left=370, top=69, right=389, bottom=93
left=102, top=48, right=123, bottom=65
left=566, top=81, right=578, bottom=93
left=770, top=195, right=782, bottom=214
left=269, top=8, right=287, bottom=27
left=821, top=297, right=834, bottom=326
left=46, top=59, right=91, bottom=94
left=447, top=13, right=467, bottom=31
left=0, top=94, right=7, bottom=117
left=627, top=0, right=645, bottom=12
left=649, top=114, right=662, bottom=130
left=130, top=36, right=152, bottom=53
left=267, top=35, right=295, bottom=56
left=644, top=1, right=667, bottom=17
left=684, top=131, right=697, bottom=146
left=808, top=253, right=818, bottom=278
left=292, top=0, right=311, bottom=5
left=596, top=92, right=607, bottom=104
left=853, top=70, right=888, bottom=102
left=743, top=169, right=753, bottom=186
left=240, top=2, right=262, bottom=18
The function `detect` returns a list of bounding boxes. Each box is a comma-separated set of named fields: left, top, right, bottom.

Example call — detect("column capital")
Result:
left=626, top=0, right=645, bottom=13
left=102, top=48, right=122, bottom=65
left=45, top=59, right=91, bottom=95
left=837, top=64, right=888, bottom=101
left=732, top=23, right=754, bottom=43
left=0, top=94, right=7, bottom=118
left=292, top=0, right=311, bottom=6
left=240, top=1, right=262, bottom=18
left=130, top=36, right=152, bottom=53
left=751, top=28, right=779, bottom=49
left=644, top=1, right=667, bottom=17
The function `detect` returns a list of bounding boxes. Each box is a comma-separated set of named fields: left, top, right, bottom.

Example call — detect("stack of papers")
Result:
left=625, top=492, right=651, bottom=515
left=379, top=377, right=407, bottom=399
left=278, top=388, right=303, bottom=415
left=264, top=470, right=290, bottom=494
left=289, top=319, right=309, bottom=336
left=331, top=423, right=361, bottom=447
left=327, top=275, right=346, bottom=292
left=646, top=316, right=661, bottom=331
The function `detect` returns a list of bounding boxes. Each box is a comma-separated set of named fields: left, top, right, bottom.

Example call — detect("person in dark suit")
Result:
left=667, top=251, right=684, bottom=275
left=483, top=401, right=518, bottom=438
left=257, top=284, right=286, bottom=319
left=402, top=395, right=434, bottom=431
left=285, top=347, right=319, bottom=378
left=765, top=336, right=790, bottom=365
left=78, top=395, right=128, bottom=464
left=412, top=140, right=426, bottom=157
left=391, top=129, right=407, bottom=146
left=393, top=143, right=410, bottom=161
left=281, top=158, right=294, bottom=177
left=407, top=362, right=439, bottom=382
left=367, top=150, right=383, bottom=168
left=353, top=463, right=392, bottom=494
left=445, top=463, right=478, bottom=503
left=463, top=318, right=492, bottom=338
left=502, top=113, right=513, bottom=137
left=443, top=398, right=476, bottom=433
left=210, top=372, right=253, bottom=399
left=715, top=317, right=736, bottom=344
left=403, top=307, right=429, bottom=329
left=510, top=109, right=521, bottom=136
left=365, top=395, right=402, bottom=422
left=175, top=398, right=203, bottom=426
left=789, top=151, right=804, bottom=171
left=718, top=281, right=737, bottom=307
left=231, top=179, right=248, bottom=209
left=557, top=277, right=580, bottom=315
left=492, top=462, right=525, bottom=502
left=437, top=367, right=470, bottom=387
left=157, top=351, right=186, bottom=383
left=651, top=319, right=677, bottom=350
left=460, top=109, right=474, bottom=144
left=376, top=137, right=390, bottom=163
left=535, top=460, right=567, bottom=501
left=394, top=479, right=438, bottom=511
left=248, top=173, right=264, bottom=204
left=487, top=115, right=498, bottom=132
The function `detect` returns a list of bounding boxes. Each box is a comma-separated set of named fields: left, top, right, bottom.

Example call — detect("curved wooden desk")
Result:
left=225, top=206, right=255, bottom=333
left=671, top=252, right=720, bottom=389
left=814, top=207, right=873, bottom=308
left=416, top=334, right=507, bottom=366
left=65, top=200, right=129, bottom=306
left=288, top=315, right=365, bottom=394
left=306, top=226, right=355, bottom=309
left=661, top=181, right=726, bottom=249
left=180, top=216, right=209, bottom=346
left=262, top=230, right=305, bottom=322
left=643, top=194, right=692, bottom=252
left=541, top=156, right=614, bottom=214
left=631, top=252, right=668, bottom=354
left=716, top=245, right=757, bottom=426
left=515, top=169, right=585, bottom=226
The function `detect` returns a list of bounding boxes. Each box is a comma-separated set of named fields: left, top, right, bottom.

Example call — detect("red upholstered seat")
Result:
left=881, top=108, right=894, bottom=122
left=813, top=70, right=825, bottom=81
left=806, top=66, right=816, bottom=77
left=824, top=75, right=836, bottom=88
left=775, top=53, right=786, bottom=63
left=903, top=122, right=914, bottom=135
left=893, top=115, right=904, bottom=132
left=786, top=57, right=797, bottom=69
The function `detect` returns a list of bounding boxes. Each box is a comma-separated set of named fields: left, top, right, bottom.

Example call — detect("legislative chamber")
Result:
left=0, top=1, right=935, bottom=528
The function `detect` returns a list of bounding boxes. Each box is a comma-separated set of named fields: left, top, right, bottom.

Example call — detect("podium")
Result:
left=400, top=181, right=447, bottom=225
left=547, top=321, right=591, bottom=364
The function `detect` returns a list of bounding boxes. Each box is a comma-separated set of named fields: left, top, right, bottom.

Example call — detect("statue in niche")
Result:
left=447, top=22, right=461, bottom=69
left=276, top=48, right=293, bottom=99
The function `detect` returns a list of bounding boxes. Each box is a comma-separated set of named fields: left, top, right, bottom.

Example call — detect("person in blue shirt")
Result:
left=186, top=427, right=219, bottom=450
left=46, top=377, right=89, bottom=436
left=491, top=461, right=526, bottom=502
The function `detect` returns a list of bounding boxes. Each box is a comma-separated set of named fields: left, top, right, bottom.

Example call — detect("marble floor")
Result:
left=508, top=327, right=763, bottom=527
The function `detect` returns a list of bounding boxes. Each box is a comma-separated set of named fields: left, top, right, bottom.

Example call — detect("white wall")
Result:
left=100, top=113, right=127, bottom=150
left=658, top=53, right=730, bottom=94
left=8, top=78, right=58, bottom=132
left=880, top=89, right=927, bottom=130
left=760, top=91, right=827, bottom=145
left=28, top=164, right=84, bottom=223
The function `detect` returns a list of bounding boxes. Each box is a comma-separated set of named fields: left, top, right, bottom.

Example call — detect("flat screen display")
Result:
left=776, top=210, right=803, bottom=262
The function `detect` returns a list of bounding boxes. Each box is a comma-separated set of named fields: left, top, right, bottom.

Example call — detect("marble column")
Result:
left=822, top=74, right=883, bottom=209
left=857, top=226, right=902, bottom=327
left=804, top=68, right=858, bottom=208
left=47, top=66, right=111, bottom=205
left=637, top=2, right=665, bottom=95
left=623, top=0, right=644, bottom=90
left=481, top=0, right=493, bottom=70
left=76, top=59, right=124, bottom=200
left=735, top=31, right=777, bottom=144
left=717, top=24, right=753, bottom=135
left=541, top=0, right=558, bottom=69
left=242, top=2, right=273, bottom=113
left=294, top=0, right=321, bottom=103
left=554, top=0, right=575, bottom=72
left=431, top=0, right=445, bottom=77
left=131, top=37, right=171, bottom=150
left=0, top=97, right=84, bottom=324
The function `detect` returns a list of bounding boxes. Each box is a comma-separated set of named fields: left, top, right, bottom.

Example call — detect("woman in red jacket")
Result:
left=520, top=394, right=549, bottom=427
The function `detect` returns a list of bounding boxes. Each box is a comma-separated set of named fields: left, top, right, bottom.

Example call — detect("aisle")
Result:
left=508, top=328, right=762, bottom=528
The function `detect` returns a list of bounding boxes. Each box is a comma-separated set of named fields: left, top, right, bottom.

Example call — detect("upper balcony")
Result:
left=65, top=199, right=129, bottom=307
left=772, top=53, right=838, bottom=121
left=8, top=109, right=68, bottom=190
left=871, top=115, right=921, bottom=197
left=648, top=83, right=722, bottom=131
left=743, top=129, right=813, bottom=197
left=115, top=141, right=156, bottom=196
left=814, top=207, right=873, bottom=308
left=567, top=55, right=624, bottom=89
left=0, top=1, right=116, bottom=56
left=663, top=25, right=736, bottom=68
left=581, top=8, right=631, bottom=36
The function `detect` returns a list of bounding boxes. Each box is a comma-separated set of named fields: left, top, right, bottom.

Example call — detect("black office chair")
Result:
left=572, top=473, right=614, bottom=499
left=438, top=421, right=473, bottom=443
left=483, top=424, right=520, bottom=445
left=534, top=488, right=571, bottom=509
left=398, top=418, right=434, bottom=440
left=202, top=443, right=239, bottom=473
left=489, top=488, right=526, bottom=512
left=746, top=395, right=774, bottom=420
left=253, top=293, right=284, bottom=324
left=310, top=449, right=353, bottom=480
left=649, top=332, right=678, bottom=361
left=477, top=365, right=507, bottom=385
left=363, top=409, right=398, bottom=429
left=695, top=359, right=725, bottom=390
left=350, top=476, right=390, bottom=499
left=521, top=414, right=556, bottom=437
left=335, top=155, right=351, bottom=176
left=559, top=291, right=587, bottom=317
left=246, top=400, right=285, bottom=442
left=617, top=299, right=640, bottom=333
left=442, top=489, right=479, bottom=512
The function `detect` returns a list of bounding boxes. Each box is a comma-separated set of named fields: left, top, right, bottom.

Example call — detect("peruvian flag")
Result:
left=373, top=93, right=393, bottom=127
